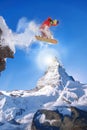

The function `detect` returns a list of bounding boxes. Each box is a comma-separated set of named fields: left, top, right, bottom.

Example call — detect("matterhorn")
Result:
left=0, top=57, right=87, bottom=130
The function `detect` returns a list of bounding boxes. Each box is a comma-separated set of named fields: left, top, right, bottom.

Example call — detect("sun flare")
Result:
left=36, top=48, right=58, bottom=70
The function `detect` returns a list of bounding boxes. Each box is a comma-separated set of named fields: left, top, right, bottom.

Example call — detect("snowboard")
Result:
left=35, top=36, right=58, bottom=44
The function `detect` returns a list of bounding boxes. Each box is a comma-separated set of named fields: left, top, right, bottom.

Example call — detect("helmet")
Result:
left=53, top=20, right=59, bottom=25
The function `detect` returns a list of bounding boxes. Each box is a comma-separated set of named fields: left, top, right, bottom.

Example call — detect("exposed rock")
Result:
left=0, top=45, right=14, bottom=59
left=0, top=28, right=2, bottom=38
left=0, top=45, right=14, bottom=72
left=0, top=26, right=14, bottom=72
left=15, top=108, right=25, bottom=116
left=0, top=58, right=5, bottom=72
left=31, top=107, right=87, bottom=130
left=8, top=119, right=20, bottom=125
left=0, top=122, right=4, bottom=126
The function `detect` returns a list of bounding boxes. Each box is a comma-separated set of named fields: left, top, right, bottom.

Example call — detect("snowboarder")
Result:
left=35, top=17, right=59, bottom=44
left=40, top=17, right=59, bottom=39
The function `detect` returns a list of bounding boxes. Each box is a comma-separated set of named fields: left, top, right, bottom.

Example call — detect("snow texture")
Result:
left=0, top=57, right=87, bottom=129
left=0, top=16, right=39, bottom=53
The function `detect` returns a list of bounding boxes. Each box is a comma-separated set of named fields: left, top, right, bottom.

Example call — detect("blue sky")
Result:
left=0, top=0, right=87, bottom=90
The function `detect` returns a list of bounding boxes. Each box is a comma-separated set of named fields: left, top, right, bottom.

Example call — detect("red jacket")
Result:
left=40, top=17, right=58, bottom=29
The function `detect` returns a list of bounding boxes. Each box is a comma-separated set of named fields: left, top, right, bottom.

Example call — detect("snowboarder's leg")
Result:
left=40, top=26, right=53, bottom=39
left=44, top=26, right=53, bottom=39
left=41, top=31, right=48, bottom=38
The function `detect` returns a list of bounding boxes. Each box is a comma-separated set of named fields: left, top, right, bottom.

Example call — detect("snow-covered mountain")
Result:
left=0, top=57, right=87, bottom=130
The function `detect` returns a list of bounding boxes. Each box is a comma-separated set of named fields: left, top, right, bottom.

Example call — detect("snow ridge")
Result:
left=0, top=57, right=87, bottom=130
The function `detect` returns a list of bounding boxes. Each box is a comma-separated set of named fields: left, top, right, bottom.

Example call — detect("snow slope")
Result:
left=0, top=16, right=15, bottom=52
left=0, top=57, right=87, bottom=129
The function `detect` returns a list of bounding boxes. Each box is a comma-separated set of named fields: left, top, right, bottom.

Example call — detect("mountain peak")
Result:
left=36, top=57, right=74, bottom=89
left=0, top=57, right=87, bottom=130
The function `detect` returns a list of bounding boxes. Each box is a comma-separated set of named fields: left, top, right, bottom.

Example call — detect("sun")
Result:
left=36, top=48, right=58, bottom=70
left=43, top=55, right=54, bottom=66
